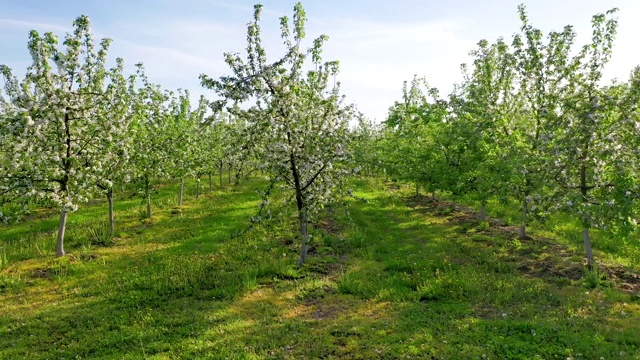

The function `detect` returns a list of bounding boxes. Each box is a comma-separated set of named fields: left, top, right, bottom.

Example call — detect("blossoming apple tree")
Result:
left=201, top=2, right=355, bottom=266
left=0, top=16, right=136, bottom=256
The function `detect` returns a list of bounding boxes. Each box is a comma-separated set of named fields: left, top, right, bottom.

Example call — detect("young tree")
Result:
left=211, top=114, right=232, bottom=188
left=548, top=8, right=640, bottom=266
left=445, top=38, right=518, bottom=220
left=384, top=76, right=447, bottom=196
left=165, top=90, right=205, bottom=206
left=0, top=77, right=27, bottom=217
left=223, top=109, right=252, bottom=186
left=201, top=3, right=355, bottom=266
left=1, top=16, right=135, bottom=256
left=197, top=118, right=221, bottom=192
left=189, top=96, right=210, bottom=199
left=94, top=58, right=137, bottom=236
left=511, top=5, right=579, bottom=238
left=350, top=114, right=383, bottom=178
left=130, top=66, right=172, bottom=218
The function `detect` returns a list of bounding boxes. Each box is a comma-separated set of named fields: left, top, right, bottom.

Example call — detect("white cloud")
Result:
left=5, top=0, right=640, bottom=123
left=116, top=41, right=213, bottom=73
left=311, top=18, right=474, bottom=120
left=107, top=15, right=473, bottom=121
left=0, top=18, right=68, bottom=33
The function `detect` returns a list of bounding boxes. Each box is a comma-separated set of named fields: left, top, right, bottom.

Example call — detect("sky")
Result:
left=1, top=0, right=639, bottom=122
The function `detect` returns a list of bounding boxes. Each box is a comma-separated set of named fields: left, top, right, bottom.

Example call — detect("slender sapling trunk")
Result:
left=289, top=148, right=310, bottom=267
left=178, top=177, right=184, bottom=206
left=580, top=164, right=594, bottom=267
left=297, top=206, right=309, bottom=267
left=107, top=188, right=115, bottom=236
left=519, top=194, right=527, bottom=239
left=56, top=211, right=68, bottom=257
left=145, top=179, right=152, bottom=218
left=480, top=200, right=487, bottom=221
left=583, top=227, right=594, bottom=267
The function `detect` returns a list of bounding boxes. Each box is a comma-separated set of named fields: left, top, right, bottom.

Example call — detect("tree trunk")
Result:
left=178, top=177, right=184, bottom=206
left=146, top=179, right=152, bottom=218
left=583, top=227, right=594, bottom=267
left=219, top=165, right=223, bottom=187
left=56, top=211, right=68, bottom=257
left=107, top=189, right=114, bottom=236
left=58, top=110, right=71, bottom=257
left=208, top=172, right=213, bottom=192
left=431, top=191, right=435, bottom=200
left=297, top=207, right=309, bottom=267
left=580, top=163, right=593, bottom=266
left=415, top=183, right=420, bottom=196
left=480, top=201, right=487, bottom=221
left=519, top=194, right=527, bottom=239
left=196, top=176, right=201, bottom=199
left=228, top=166, right=232, bottom=185
left=287, top=144, right=310, bottom=267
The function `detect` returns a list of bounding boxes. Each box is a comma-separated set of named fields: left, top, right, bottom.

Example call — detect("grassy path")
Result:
left=0, top=178, right=638, bottom=359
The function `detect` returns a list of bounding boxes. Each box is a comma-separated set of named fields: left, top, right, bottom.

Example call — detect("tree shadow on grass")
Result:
left=1, top=181, right=639, bottom=359
left=407, top=193, right=640, bottom=295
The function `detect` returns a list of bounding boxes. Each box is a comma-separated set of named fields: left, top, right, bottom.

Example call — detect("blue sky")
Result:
left=2, top=0, right=639, bottom=121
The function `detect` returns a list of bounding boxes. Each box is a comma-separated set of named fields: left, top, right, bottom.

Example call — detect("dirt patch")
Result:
left=79, top=253, right=99, bottom=262
left=518, top=258, right=584, bottom=281
left=601, top=265, right=640, bottom=293
left=313, top=217, right=344, bottom=235
left=305, top=298, right=349, bottom=321
left=407, top=194, right=451, bottom=212
left=31, top=268, right=53, bottom=279
left=408, top=194, right=524, bottom=240
left=386, top=183, right=401, bottom=191
left=278, top=237, right=294, bottom=246
left=404, top=194, right=640, bottom=295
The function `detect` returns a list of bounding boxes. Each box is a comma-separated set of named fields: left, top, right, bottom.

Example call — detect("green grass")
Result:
left=454, top=193, right=640, bottom=272
left=0, top=177, right=639, bottom=359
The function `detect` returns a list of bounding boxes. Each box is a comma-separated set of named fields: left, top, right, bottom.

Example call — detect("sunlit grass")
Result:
left=455, top=194, right=640, bottom=273
left=0, top=176, right=638, bottom=359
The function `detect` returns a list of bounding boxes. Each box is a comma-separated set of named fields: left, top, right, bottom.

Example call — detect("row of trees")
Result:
left=0, top=16, right=258, bottom=256
left=363, top=5, right=640, bottom=266
left=3, top=3, right=639, bottom=268
left=1, top=4, right=357, bottom=266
